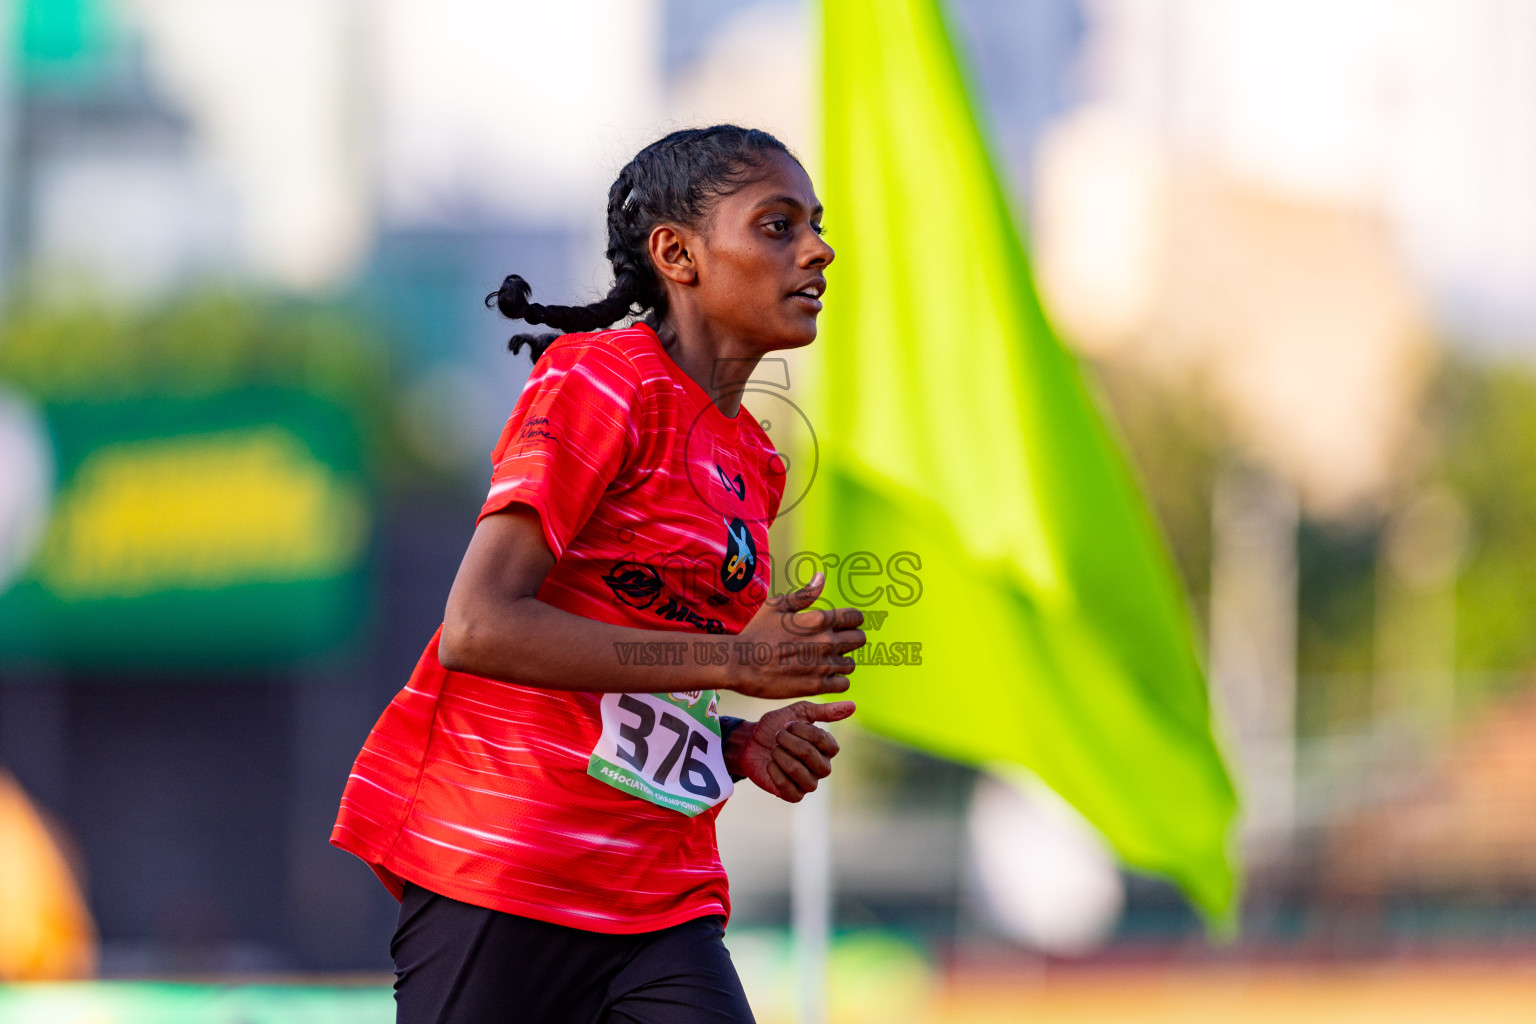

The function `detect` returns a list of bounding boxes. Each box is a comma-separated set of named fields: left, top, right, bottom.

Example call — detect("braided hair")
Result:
left=486, top=125, right=795, bottom=361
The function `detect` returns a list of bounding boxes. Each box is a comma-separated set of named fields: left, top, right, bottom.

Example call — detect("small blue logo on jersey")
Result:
left=720, top=517, right=757, bottom=593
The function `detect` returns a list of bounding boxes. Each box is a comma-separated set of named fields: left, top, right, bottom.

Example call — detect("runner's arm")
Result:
left=437, top=506, right=866, bottom=699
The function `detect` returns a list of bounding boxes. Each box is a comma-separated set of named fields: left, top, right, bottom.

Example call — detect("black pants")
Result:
left=391, top=883, right=756, bottom=1024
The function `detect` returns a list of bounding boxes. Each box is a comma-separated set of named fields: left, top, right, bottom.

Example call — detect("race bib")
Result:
left=587, top=690, right=733, bottom=817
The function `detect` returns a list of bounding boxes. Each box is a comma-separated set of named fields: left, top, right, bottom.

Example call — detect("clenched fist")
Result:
left=724, top=700, right=856, bottom=802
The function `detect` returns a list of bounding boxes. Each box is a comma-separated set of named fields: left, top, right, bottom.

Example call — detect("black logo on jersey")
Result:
left=513, top=415, right=560, bottom=450
left=656, top=596, right=728, bottom=634
left=716, top=464, right=746, bottom=501
left=602, top=560, right=663, bottom=609
left=720, top=517, right=757, bottom=593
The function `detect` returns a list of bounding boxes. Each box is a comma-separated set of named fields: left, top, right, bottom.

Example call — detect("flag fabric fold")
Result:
left=806, top=0, right=1240, bottom=920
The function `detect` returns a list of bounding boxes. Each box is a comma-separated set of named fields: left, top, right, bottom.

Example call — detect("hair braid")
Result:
left=485, top=270, right=643, bottom=360
left=487, top=125, right=797, bottom=362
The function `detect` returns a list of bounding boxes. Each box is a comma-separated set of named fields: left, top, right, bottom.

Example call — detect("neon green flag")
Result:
left=803, top=0, right=1239, bottom=919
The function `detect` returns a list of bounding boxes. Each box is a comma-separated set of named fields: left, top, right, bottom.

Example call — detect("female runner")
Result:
left=332, top=125, right=866, bottom=1023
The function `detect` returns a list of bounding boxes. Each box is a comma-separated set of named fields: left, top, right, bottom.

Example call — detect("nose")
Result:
left=802, top=231, right=834, bottom=268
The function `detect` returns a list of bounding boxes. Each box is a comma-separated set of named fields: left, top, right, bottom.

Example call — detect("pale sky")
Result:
left=1084, top=0, right=1536, bottom=346
left=112, top=0, right=1536, bottom=345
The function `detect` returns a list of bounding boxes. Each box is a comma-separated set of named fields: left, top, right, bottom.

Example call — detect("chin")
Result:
left=773, top=320, right=821, bottom=350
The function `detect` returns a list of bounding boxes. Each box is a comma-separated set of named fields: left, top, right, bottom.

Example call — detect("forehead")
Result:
left=718, top=151, right=820, bottom=213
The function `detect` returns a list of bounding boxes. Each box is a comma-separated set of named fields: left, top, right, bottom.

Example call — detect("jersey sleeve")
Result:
left=479, top=340, right=643, bottom=560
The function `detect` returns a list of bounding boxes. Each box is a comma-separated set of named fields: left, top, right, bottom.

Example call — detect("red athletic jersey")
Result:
left=331, top=324, right=785, bottom=932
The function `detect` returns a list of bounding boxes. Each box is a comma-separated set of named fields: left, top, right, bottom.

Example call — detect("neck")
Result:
left=653, top=310, right=762, bottom=419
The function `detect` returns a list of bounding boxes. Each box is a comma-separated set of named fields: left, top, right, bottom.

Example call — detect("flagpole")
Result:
left=792, top=773, right=831, bottom=1024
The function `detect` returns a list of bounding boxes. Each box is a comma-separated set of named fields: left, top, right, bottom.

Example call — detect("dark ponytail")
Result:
left=486, top=124, right=796, bottom=361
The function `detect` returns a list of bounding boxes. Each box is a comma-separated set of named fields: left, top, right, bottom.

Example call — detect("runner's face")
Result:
left=693, top=152, right=833, bottom=350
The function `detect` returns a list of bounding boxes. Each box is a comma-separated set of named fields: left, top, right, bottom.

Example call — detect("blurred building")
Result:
left=1326, top=685, right=1536, bottom=902
left=1073, top=0, right=1536, bottom=353
left=10, top=0, right=235, bottom=293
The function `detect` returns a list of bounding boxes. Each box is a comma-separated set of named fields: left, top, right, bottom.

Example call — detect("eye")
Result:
left=811, top=221, right=827, bottom=238
left=763, top=217, right=790, bottom=236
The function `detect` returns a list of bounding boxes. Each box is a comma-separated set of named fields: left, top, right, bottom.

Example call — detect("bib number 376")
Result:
left=587, top=690, right=733, bottom=817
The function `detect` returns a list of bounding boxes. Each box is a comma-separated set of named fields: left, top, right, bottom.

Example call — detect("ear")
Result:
left=648, top=224, right=698, bottom=286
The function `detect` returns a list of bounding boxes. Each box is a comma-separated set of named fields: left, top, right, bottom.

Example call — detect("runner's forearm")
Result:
left=438, top=594, right=730, bottom=693
left=438, top=509, right=858, bottom=701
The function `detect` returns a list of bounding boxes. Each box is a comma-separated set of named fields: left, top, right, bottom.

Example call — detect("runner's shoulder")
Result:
left=543, top=325, right=656, bottom=366
left=536, top=326, right=654, bottom=399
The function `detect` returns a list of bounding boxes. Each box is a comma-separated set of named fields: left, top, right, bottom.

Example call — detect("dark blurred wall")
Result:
left=0, top=490, right=480, bottom=973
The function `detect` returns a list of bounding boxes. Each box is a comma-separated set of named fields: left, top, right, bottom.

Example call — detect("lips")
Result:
left=789, top=278, right=826, bottom=310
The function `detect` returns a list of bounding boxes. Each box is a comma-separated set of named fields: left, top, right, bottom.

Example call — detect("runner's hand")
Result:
left=729, top=700, right=855, bottom=803
left=723, top=573, right=865, bottom=699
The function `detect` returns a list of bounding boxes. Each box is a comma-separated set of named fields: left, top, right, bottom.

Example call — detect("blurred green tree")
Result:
left=1432, top=357, right=1536, bottom=686
left=1091, top=350, right=1536, bottom=735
